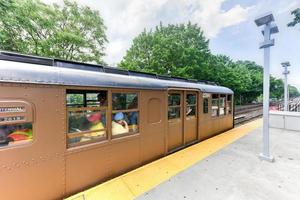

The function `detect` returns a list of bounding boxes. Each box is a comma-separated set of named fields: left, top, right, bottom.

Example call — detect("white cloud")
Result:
left=42, top=0, right=252, bottom=64
left=277, top=0, right=300, bottom=14
left=101, top=0, right=253, bottom=64
left=106, top=39, right=128, bottom=67
left=191, top=1, right=253, bottom=38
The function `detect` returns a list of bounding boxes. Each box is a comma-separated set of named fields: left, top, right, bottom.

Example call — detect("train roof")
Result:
left=0, top=51, right=233, bottom=94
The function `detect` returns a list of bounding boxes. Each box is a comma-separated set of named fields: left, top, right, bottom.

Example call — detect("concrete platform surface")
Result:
left=137, top=127, right=300, bottom=200
left=65, top=120, right=261, bottom=200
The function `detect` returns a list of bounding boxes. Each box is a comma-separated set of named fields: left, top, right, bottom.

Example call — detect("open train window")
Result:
left=203, top=93, right=210, bottom=114
left=168, top=93, right=181, bottom=120
left=0, top=100, right=33, bottom=148
left=211, top=94, right=219, bottom=117
left=219, top=94, right=226, bottom=116
left=112, top=92, right=139, bottom=137
left=66, top=90, right=107, bottom=148
left=226, top=95, right=232, bottom=115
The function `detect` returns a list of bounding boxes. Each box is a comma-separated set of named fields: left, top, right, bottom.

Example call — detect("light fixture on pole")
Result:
left=255, top=12, right=279, bottom=162
left=281, top=62, right=290, bottom=111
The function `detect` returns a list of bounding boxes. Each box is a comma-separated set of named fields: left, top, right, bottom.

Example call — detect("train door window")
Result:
left=168, top=93, right=181, bottom=120
left=226, top=95, right=232, bottom=114
left=112, top=92, right=139, bottom=137
left=212, top=94, right=219, bottom=117
left=186, top=93, right=197, bottom=117
left=0, top=101, right=33, bottom=148
left=66, top=90, right=107, bottom=147
left=219, top=94, right=226, bottom=116
left=203, top=93, right=210, bottom=114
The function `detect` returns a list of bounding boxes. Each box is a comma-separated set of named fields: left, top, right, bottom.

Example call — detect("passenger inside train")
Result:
left=128, top=96, right=138, bottom=131
left=112, top=93, right=139, bottom=135
left=80, top=113, right=105, bottom=142
left=97, top=92, right=108, bottom=107
left=67, top=91, right=108, bottom=145
left=112, top=112, right=129, bottom=135
left=0, top=123, right=33, bottom=147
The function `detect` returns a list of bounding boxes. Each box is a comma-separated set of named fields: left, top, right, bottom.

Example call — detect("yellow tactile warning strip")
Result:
left=65, top=119, right=262, bottom=200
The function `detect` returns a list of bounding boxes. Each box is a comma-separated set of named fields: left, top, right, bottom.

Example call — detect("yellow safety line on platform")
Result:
left=65, top=119, right=262, bottom=200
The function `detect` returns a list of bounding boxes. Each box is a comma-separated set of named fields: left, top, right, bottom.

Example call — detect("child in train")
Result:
left=112, top=112, right=129, bottom=135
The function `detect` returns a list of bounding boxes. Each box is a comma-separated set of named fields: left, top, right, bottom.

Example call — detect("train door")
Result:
left=184, top=92, right=198, bottom=144
left=167, top=91, right=184, bottom=151
left=140, top=90, right=166, bottom=163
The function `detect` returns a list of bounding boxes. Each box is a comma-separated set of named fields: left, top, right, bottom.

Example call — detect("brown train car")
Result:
left=0, top=52, right=234, bottom=200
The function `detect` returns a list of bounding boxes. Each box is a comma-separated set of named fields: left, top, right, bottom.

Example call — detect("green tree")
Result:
left=235, top=61, right=263, bottom=104
left=119, top=22, right=265, bottom=104
left=288, top=8, right=300, bottom=27
left=0, top=0, right=107, bottom=64
left=289, top=85, right=300, bottom=98
left=270, top=77, right=284, bottom=99
left=205, top=55, right=250, bottom=104
left=120, top=22, right=299, bottom=105
left=119, top=22, right=210, bottom=78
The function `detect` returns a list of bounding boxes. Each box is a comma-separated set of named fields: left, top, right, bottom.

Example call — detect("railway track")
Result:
left=234, top=104, right=263, bottom=126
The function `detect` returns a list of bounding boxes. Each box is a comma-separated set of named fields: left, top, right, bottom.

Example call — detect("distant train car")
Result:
left=0, top=51, right=233, bottom=200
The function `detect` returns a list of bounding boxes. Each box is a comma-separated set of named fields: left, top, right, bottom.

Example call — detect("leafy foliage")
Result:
left=119, top=22, right=210, bottom=78
left=0, top=0, right=107, bottom=64
left=289, top=85, right=300, bottom=98
left=119, top=23, right=299, bottom=105
left=288, top=8, right=300, bottom=27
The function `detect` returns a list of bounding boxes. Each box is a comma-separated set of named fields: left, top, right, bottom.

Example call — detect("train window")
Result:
left=0, top=101, right=33, bottom=148
left=0, top=123, right=33, bottom=147
left=226, top=95, right=232, bottom=114
left=66, top=90, right=107, bottom=147
left=211, top=94, right=219, bottom=117
left=67, top=93, right=84, bottom=107
left=112, top=93, right=137, bottom=110
left=168, top=94, right=181, bottom=119
left=87, top=92, right=107, bottom=107
left=219, top=94, right=226, bottom=116
left=203, top=93, right=210, bottom=114
left=168, top=94, right=181, bottom=106
left=186, top=94, right=197, bottom=117
left=67, top=90, right=108, bottom=108
left=112, top=93, right=139, bottom=137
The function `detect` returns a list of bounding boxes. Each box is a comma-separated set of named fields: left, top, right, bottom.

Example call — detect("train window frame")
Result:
left=203, top=93, right=210, bottom=114
left=66, top=90, right=108, bottom=148
left=168, top=93, right=182, bottom=121
left=0, top=100, right=34, bottom=148
left=219, top=94, right=226, bottom=116
left=111, top=91, right=140, bottom=139
left=226, top=94, right=232, bottom=115
left=186, top=93, right=197, bottom=118
left=211, top=94, right=219, bottom=118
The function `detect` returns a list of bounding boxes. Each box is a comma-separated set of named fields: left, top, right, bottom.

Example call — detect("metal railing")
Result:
left=277, top=97, right=300, bottom=112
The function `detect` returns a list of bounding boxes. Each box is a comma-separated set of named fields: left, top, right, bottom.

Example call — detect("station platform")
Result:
left=65, top=119, right=300, bottom=200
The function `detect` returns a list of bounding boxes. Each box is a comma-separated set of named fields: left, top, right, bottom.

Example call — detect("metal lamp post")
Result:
left=281, top=62, right=290, bottom=111
left=255, top=12, right=279, bottom=162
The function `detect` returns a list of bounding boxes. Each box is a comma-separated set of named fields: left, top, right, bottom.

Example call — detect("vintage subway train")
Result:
left=0, top=51, right=233, bottom=200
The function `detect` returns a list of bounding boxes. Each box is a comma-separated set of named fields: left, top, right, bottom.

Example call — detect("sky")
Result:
left=42, top=0, right=300, bottom=90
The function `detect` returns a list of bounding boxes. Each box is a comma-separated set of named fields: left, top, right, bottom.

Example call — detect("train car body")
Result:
left=0, top=52, right=233, bottom=200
